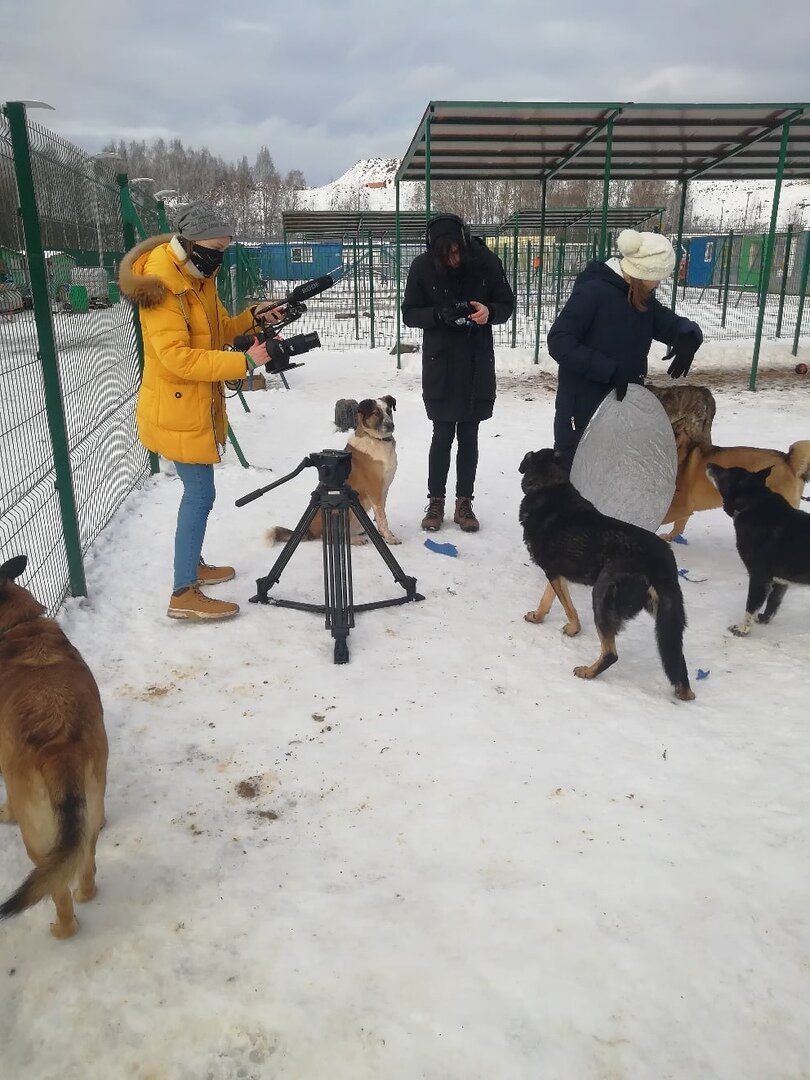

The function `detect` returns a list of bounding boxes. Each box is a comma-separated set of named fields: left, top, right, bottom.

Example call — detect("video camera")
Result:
left=233, top=273, right=335, bottom=374
left=440, top=301, right=475, bottom=328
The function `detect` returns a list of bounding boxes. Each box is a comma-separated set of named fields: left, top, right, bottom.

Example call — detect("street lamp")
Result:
left=743, top=189, right=754, bottom=230
left=719, top=199, right=726, bottom=233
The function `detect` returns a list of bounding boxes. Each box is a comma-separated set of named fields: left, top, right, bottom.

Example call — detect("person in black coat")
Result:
left=402, top=214, right=515, bottom=532
left=547, top=229, right=703, bottom=465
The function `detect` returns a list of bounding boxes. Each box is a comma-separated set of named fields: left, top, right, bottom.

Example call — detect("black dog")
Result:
left=519, top=449, right=694, bottom=701
left=708, top=463, right=810, bottom=637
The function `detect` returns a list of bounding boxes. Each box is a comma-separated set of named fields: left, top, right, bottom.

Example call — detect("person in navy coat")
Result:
left=547, top=229, right=703, bottom=464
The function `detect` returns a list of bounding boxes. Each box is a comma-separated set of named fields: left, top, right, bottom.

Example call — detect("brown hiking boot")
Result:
left=421, top=496, right=445, bottom=531
left=167, top=585, right=239, bottom=621
left=197, top=559, right=235, bottom=585
left=454, top=497, right=479, bottom=532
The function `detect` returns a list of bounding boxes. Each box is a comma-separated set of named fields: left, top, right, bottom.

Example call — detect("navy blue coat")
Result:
left=401, top=238, right=515, bottom=422
left=547, top=260, right=701, bottom=453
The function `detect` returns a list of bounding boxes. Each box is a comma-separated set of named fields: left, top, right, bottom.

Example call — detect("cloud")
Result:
left=1, top=0, right=806, bottom=185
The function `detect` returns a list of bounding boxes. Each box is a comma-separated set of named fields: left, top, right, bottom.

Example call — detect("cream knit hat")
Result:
left=617, top=229, right=675, bottom=281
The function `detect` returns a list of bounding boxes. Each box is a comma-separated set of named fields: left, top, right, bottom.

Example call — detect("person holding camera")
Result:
left=119, top=201, right=284, bottom=621
left=402, top=213, right=514, bottom=532
left=547, top=228, right=703, bottom=467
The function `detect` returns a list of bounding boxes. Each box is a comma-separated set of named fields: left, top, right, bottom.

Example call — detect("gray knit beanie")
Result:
left=175, top=201, right=233, bottom=241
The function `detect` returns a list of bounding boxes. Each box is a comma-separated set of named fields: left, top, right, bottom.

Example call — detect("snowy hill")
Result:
left=296, top=159, right=810, bottom=231
left=295, top=158, right=423, bottom=212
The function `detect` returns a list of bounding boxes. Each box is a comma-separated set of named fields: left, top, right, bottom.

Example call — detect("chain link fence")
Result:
left=225, top=226, right=809, bottom=357
left=0, top=104, right=157, bottom=613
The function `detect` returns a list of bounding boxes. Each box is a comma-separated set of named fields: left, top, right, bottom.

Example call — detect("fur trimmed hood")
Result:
left=118, top=233, right=193, bottom=308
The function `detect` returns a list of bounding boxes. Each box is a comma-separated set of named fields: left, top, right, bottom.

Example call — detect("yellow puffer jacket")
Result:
left=119, top=234, right=257, bottom=464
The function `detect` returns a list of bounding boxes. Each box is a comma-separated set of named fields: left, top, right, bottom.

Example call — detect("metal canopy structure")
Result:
left=393, top=101, right=810, bottom=385
left=282, top=210, right=432, bottom=240
left=396, top=101, right=810, bottom=183
left=501, top=206, right=664, bottom=232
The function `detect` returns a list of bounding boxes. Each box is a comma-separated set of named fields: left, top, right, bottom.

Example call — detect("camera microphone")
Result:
left=287, top=275, right=334, bottom=304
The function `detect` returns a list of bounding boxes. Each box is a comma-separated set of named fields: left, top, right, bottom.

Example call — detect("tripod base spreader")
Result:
left=236, top=451, right=424, bottom=663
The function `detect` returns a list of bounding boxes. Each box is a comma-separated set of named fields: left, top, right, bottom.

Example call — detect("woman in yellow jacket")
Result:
left=119, top=201, right=280, bottom=621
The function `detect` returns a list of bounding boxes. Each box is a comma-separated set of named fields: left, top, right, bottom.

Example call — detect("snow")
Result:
left=296, top=158, right=810, bottom=232
left=2, top=342, right=810, bottom=1080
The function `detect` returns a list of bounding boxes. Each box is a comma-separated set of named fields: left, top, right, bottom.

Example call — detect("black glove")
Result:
left=664, top=328, right=703, bottom=378
left=611, top=373, right=628, bottom=402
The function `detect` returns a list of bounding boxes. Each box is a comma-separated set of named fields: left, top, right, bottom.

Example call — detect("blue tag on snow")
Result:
left=696, top=669, right=711, bottom=680
left=672, top=534, right=688, bottom=545
left=424, top=539, right=458, bottom=557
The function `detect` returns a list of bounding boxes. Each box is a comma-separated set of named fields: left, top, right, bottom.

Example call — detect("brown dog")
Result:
left=660, top=440, right=810, bottom=540
left=0, top=556, right=107, bottom=939
left=647, top=383, right=716, bottom=460
left=267, top=396, right=400, bottom=546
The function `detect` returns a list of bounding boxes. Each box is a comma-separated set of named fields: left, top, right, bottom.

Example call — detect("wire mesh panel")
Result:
left=0, top=109, right=151, bottom=612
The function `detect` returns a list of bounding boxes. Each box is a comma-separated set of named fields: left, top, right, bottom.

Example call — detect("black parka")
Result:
left=401, top=238, right=515, bottom=422
left=547, top=260, right=701, bottom=453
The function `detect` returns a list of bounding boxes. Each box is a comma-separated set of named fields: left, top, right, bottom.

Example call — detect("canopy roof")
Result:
left=396, top=102, right=810, bottom=183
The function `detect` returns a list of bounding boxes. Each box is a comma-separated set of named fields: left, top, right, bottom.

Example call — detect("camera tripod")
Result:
left=235, top=450, right=424, bottom=663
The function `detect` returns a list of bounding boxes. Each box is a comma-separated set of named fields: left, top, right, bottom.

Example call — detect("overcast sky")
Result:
left=2, top=0, right=808, bottom=187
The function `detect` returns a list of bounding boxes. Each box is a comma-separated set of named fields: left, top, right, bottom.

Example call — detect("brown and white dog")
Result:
left=267, top=395, right=400, bottom=546
left=0, top=556, right=107, bottom=939
left=660, top=439, right=810, bottom=540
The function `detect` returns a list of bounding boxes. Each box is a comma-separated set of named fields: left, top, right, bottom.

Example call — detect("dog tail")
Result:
left=265, top=526, right=316, bottom=545
left=650, top=557, right=693, bottom=698
left=0, top=757, right=86, bottom=921
left=787, top=440, right=810, bottom=483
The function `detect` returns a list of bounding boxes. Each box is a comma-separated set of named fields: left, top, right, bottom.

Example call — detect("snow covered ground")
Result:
left=2, top=342, right=810, bottom=1080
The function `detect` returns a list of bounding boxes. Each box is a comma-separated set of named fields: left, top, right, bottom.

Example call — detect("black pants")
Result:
left=427, top=420, right=480, bottom=499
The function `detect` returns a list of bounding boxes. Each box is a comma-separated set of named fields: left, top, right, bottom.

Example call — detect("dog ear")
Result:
left=518, top=452, right=534, bottom=474
left=382, top=395, right=396, bottom=412
left=357, top=399, right=376, bottom=420
left=755, top=466, right=773, bottom=483
left=0, top=554, right=27, bottom=586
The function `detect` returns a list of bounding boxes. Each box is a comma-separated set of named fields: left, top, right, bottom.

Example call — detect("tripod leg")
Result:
left=349, top=494, right=420, bottom=599
left=322, top=504, right=354, bottom=663
left=254, top=496, right=321, bottom=601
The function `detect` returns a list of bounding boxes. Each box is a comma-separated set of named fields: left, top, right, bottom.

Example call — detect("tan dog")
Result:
left=0, top=556, right=107, bottom=939
left=660, top=440, right=810, bottom=540
left=267, top=396, right=400, bottom=546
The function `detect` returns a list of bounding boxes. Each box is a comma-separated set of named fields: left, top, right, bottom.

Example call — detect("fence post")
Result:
left=511, top=222, right=518, bottom=348
left=367, top=233, right=375, bottom=349
left=117, top=173, right=159, bottom=474
left=792, top=230, right=810, bottom=357
left=721, top=230, right=734, bottom=329
left=4, top=101, right=87, bottom=597
left=775, top=225, right=793, bottom=338
left=352, top=237, right=359, bottom=339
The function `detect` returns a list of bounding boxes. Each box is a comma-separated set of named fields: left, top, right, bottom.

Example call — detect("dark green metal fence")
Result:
left=0, top=104, right=157, bottom=613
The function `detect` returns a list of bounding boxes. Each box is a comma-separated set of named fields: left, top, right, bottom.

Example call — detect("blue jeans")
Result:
left=172, top=462, right=216, bottom=591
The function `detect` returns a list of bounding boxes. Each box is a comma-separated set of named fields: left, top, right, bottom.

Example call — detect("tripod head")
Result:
left=235, top=449, right=352, bottom=508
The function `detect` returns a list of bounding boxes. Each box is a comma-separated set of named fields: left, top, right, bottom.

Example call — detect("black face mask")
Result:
left=189, top=243, right=224, bottom=277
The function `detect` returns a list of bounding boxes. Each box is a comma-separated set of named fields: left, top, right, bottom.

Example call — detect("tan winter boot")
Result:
left=167, top=585, right=239, bottom=621
left=454, top=497, right=479, bottom=532
left=197, top=559, right=235, bottom=585
left=421, top=496, right=445, bottom=531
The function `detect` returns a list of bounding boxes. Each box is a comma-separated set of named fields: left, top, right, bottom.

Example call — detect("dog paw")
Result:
left=562, top=621, right=581, bottom=637
left=350, top=535, right=369, bottom=545
left=729, top=624, right=750, bottom=637
left=755, top=613, right=771, bottom=624
left=384, top=535, right=401, bottom=546
left=74, top=884, right=97, bottom=903
left=50, top=917, right=79, bottom=939
left=524, top=611, right=544, bottom=624
left=675, top=685, right=696, bottom=701
left=573, top=665, right=593, bottom=680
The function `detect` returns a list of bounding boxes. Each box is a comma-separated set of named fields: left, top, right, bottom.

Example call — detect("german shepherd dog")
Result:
left=0, top=556, right=107, bottom=938
left=519, top=450, right=694, bottom=700
left=708, top=463, right=810, bottom=637
left=267, top=396, right=399, bottom=546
